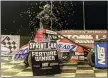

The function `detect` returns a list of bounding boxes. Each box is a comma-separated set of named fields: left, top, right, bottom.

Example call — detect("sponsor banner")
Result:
left=1, top=35, right=20, bottom=56
left=58, top=30, right=107, bottom=48
left=29, top=39, right=61, bottom=76
left=58, top=30, right=107, bottom=35
left=95, top=42, right=108, bottom=68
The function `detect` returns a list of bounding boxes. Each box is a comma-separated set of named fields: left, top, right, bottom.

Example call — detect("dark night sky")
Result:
left=1, top=1, right=107, bottom=36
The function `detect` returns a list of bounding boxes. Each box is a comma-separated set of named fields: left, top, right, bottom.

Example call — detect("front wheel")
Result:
left=28, top=53, right=32, bottom=69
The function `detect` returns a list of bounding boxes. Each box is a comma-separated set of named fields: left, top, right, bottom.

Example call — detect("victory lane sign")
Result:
left=29, top=40, right=61, bottom=76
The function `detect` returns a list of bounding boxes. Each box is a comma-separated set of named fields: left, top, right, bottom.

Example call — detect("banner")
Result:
left=58, top=30, right=107, bottom=48
left=95, top=41, right=108, bottom=68
left=29, top=30, right=61, bottom=76
left=1, top=35, right=20, bottom=56
left=29, top=40, right=61, bottom=76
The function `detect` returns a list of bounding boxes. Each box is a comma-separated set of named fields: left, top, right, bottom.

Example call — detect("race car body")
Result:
left=13, top=29, right=91, bottom=62
left=13, top=44, right=29, bottom=61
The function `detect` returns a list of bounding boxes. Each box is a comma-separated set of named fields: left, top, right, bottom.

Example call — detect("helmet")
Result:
left=44, top=4, right=51, bottom=9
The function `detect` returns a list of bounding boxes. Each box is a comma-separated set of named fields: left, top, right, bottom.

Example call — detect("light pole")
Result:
left=50, top=0, right=53, bottom=30
left=83, top=1, right=86, bottom=30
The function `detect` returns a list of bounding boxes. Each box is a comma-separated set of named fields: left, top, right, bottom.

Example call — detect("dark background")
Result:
left=1, top=1, right=107, bottom=36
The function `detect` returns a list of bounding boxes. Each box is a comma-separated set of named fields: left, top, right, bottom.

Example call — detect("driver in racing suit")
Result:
left=29, top=4, right=57, bottom=29
left=24, top=4, right=57, bottom=68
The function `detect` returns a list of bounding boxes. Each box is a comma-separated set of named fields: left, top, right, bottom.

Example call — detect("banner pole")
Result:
left=83, top=1, right=86, bottom=30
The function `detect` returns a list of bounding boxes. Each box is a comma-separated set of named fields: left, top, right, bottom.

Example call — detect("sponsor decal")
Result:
left=56, top=39, right=77, bottom=52
left=71, top=56, right=78, bottom=62
left=46, top=34, right=58, bottom=40
left=45, top=29, right=57, bottom=35
left=75, top=40, right=94, bottom=44
left=13, top=49, right=29, bottom=60
left=58, top=30, right=107, bottom=34
left=56, top=42, right=77, bottom=52
left=63, top=35, right=93, bottom=39
left=29, top=41, right=56, bottom=50
left=58, top=30, right=107, bottom=46
left=13, top=44, right=29, bottom=60
left=32, top=50, right=57, bottom=61
left=97, top=45, right=105, bottom=65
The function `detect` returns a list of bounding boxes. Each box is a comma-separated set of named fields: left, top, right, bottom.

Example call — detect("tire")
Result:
left=87, top=52, right=95, bottom=67
left=28, top=53, right=32, bottom=69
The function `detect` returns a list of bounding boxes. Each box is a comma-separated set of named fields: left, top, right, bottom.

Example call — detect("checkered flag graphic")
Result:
left=1, top=36, right=17, bottom=53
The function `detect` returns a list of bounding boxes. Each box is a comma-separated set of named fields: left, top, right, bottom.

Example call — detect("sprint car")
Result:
left=13, top=28, right=95, bottom=68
